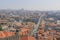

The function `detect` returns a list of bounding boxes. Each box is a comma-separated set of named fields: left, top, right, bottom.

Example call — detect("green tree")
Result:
left=0, top=25, right=2, bottom=31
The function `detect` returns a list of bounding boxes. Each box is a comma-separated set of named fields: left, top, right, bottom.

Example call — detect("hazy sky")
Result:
left=0, top=0, right=60, bottom=10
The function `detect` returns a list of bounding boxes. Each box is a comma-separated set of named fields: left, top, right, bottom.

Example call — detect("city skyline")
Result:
left=0, top=0, right=60, bottom=11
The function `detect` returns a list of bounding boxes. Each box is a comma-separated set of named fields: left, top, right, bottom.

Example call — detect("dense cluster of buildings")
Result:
left=0, top=10, right=60, bottom=40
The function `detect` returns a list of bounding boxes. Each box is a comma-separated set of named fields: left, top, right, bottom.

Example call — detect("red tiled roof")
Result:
left=0, top=31, right=6, bottom=38
left=20, top=36, right=36, bottom=40
left=20, top=28, right=30, bottom=35
left=0, top=31, right=15, bottom=38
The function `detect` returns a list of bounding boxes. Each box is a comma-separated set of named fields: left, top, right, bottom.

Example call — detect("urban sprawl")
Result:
left=0, top=9, right=60, bottom=40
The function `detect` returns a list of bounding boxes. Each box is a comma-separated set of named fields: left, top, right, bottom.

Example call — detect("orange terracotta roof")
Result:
left=3, top=31, right=15, bottom=37
left=21, top=28, right=30, bottom=32
left=0, top=31, right=15, bottom=38
left=20, top=36, right=36, bottom=40
left=0, top=31, right=6, bottom=38
left=20, top=28, right=30, bottom=35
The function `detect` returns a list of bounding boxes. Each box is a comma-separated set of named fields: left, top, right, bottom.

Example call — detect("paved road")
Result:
left=30, top=15, right=43, bottom=36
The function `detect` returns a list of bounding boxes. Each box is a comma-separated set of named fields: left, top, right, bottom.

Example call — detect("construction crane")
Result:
left=30, top=15, right=43, bottom=36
